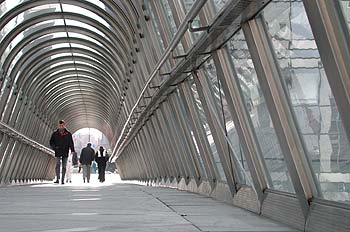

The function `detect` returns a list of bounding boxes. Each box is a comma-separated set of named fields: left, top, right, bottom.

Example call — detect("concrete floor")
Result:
left=0, top=174, right=300, bottom=232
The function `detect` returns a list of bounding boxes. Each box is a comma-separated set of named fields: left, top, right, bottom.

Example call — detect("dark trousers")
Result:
left=98, top=164, right=106, bottom=181
left=55, top=156, right=68, bottom=181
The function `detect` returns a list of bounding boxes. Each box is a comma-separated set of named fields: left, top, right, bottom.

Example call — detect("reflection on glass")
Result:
left=228, top=30, right=295, bottom=193
left=190, top=78, right=227, bottom=182
left=202, top=59, right=253, bottom=186
left=263, top=0, right=350, bottom=203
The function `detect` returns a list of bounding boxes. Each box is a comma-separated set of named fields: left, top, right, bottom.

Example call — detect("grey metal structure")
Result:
left=0, top=0, right=350, bottom=231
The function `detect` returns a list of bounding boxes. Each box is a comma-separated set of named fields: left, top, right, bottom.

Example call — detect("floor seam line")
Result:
left=141, top=188, right=203, bottom=231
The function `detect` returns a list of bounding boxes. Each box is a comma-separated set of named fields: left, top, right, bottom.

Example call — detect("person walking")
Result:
left=95, top=146, right=108, bottom=182
left=79, top=143, right=95, bottom=183
left=49, top=120, right=75, bottom=184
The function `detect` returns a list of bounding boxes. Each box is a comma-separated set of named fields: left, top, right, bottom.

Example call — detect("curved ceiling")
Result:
left=0, top=0, right=145, bottom=144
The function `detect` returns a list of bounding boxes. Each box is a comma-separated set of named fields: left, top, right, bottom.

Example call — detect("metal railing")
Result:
left=0, top=121, right=54, bottom=155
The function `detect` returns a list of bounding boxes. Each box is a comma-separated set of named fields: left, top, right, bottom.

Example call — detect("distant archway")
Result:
left=72, top=128, right=111, bottom=156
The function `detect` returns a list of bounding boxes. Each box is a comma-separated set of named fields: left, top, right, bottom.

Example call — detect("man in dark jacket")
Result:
left=79, top=143, right=95, bottom=183
left=95, top=146, right=108, bottom=182
left=49, top=120, right=75, bottom=184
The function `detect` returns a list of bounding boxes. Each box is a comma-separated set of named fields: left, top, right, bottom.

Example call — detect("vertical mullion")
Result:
left=155, top=109, right=184, bottom=180
left=179, top=82, right=217, bottom=184
left=144, top=123, right=166, bottom=179
left=148, top=118, right=172, bottom=179
left=167, top=95, right=200, bottom=181
left=168, top=93, right=202, bottom=183
left=242, top=17, right=317, bottom=218
left=161, top=103, right=191, bottom=180
left=193, top=70, right=238, bottom=194
left=212, top=48, right=268, bottom=202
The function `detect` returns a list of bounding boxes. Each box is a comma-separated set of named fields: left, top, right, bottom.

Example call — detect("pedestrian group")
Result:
left=50, top=120, right=109, bottom=184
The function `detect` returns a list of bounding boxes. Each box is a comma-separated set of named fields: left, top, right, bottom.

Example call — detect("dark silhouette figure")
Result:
left=79, top=143, right=95, bottom=183
left=95, top=146, right=108, bottom=182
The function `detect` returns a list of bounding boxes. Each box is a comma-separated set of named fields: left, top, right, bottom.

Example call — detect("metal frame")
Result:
left=1, top=0, right=350, bottom=230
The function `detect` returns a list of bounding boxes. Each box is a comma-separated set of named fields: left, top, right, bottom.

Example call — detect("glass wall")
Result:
left=189, top=77, right=227, bottom=182
left=227, top=30, right=295, bottom=193
left=174, top=90, right=207, bottom=179
left=212, top=0, right=229, bottom=13
left=201, top=59, right=253, bottom=186
left=339, top=0, right=350, bottom=30
left=158, top=0, right=185, bottom=54
left=262, top=0, right=350, bottom=203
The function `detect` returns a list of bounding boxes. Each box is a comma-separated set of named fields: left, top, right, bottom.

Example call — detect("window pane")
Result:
left=202, top=59, right=253, bottom=186
left=144, top=0, right=165, bottom=51
left=0, top=0, right=26, bottom=18
left=175, top=90, right=207, bottom=179
left=0, top=4, right=61, bottom=42
left=182, top=0, right=203, bottom=42
left=228, top=30, right=295, bottom=193
left=190, top=78, right=227, bottom=182
left=159, top=0, right=185, bottom=54
left=263, top=0, right=350, bottom=203
left=213, top=0, right=229, bottom=13
left=338, top=0, right=350, bottom=30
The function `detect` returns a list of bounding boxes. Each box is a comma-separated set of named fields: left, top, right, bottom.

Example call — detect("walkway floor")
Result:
left=0, top=174, right=300, bottom=232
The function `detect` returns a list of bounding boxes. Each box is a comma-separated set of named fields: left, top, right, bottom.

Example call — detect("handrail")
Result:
left=110, top=0, right=208, bottom=161
left=0, top=121, right=54, bottom=155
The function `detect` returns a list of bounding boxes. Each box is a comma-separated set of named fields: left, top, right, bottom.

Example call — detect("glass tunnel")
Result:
left=0, top=0, right=349, bottom=231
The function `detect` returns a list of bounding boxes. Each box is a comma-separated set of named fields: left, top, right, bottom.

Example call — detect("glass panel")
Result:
left=228, top=30, right=295, bottom=193
left=202, top=59, right=253, bottom=186
left=183, top=0, right=195, bottom=11
left=70, top=43, right=104, bottom=55
left=159, top=0, right=185, bottom=54
left=0, top=4, right=61, bottom=42
left=0, top=0, right=26, bottom=18
left=62, top=4, right=111, bottom=29
left=65, top=20, right=108, bottom=39
left=189, top=78, right=227, bottom=182
left=338, top=0, right=350, bottom=30
left=168, top=97, right=197, bottom=178
left=1, top=19, right=64, bottom=69
left=213, top=0, right=229, bottom=13
left=263, top=0, right=350, bottom=203
left=159, top=0, right=177, bottom=36
left=175, top=90, right=207, bottom=179
left=68, top=32, right=105, bottom=48
left=161, top=104, right=192, bottom=177
left=182, top=0, right=203, bottom=42
left=144, top=0, right=165, bottom=52
left=156, top=110, right=186, bottom=177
